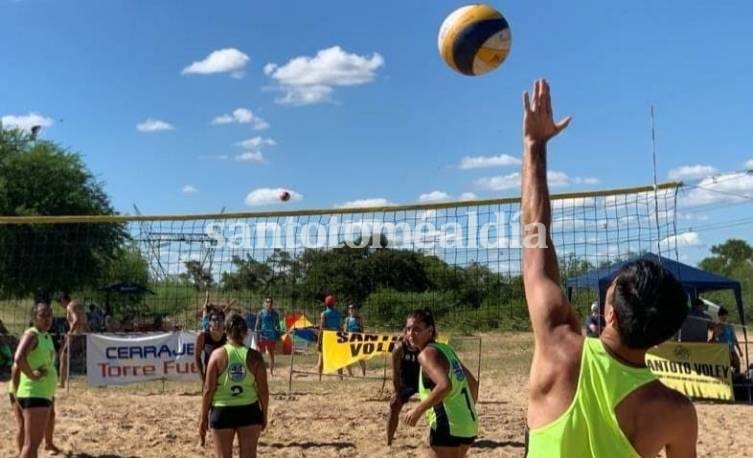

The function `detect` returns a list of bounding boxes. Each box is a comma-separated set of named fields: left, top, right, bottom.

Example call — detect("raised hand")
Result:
left=523, top=79, right=571, bottom=146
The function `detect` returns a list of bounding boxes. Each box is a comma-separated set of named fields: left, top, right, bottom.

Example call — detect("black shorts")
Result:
left=399, top=385, right=418, bottom=403
left=16, top=397, right=53, bottom=409
left=429, top=428, right=476, bottom=447
left=210, top=402, right=263, bottom=430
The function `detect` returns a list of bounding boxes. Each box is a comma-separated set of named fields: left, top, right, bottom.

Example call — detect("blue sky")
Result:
left=1, top=0, right=752, bottom=266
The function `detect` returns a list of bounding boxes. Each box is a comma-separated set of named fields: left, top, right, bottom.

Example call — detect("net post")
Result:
left=379, top=353, right=388, bottom=395
left=65, top=334, right=71, bottom=396
left=477, top=336, right=482, bottom=383
left=287, top=339, right=295, bottom=395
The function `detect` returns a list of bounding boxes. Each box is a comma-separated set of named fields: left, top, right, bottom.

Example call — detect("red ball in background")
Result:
left=279, top=190, right=291, bottom=202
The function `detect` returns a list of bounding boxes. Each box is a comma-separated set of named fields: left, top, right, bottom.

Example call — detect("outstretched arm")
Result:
left=521, top=79, right=579, bottom=345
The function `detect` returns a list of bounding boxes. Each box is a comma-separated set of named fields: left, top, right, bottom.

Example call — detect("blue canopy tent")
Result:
left=564, top=253, right=746, bottom=326
left=565, top=252, right=749, bottom=391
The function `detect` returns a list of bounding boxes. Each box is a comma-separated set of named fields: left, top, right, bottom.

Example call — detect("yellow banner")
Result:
left=646, top=342, right=733, bottom=401
left=322, top=330, right=402, bottom=373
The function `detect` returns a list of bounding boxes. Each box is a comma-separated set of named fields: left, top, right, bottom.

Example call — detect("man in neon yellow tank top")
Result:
left=520, top=79, right=698, bottom=458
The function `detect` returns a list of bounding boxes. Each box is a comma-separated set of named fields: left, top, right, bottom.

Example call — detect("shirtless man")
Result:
left=56, top=292, right=88, bottom=388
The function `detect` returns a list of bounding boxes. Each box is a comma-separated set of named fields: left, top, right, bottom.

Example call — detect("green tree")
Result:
left=699, top=239, right=753, bottom=277
left=104, top=245, right=151, bottom=285
left=0, top=129, right=126, bottom=297
left=180, top=260, right=214, bottom=290
left=221, top=254, right=273, bottom=292
left=698, top=239, right=753, bottom=321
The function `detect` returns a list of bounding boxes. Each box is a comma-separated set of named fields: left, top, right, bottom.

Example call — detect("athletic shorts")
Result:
left=257, top=337, right=276, bottom=353
left=429, top=427, right=476, bottom=447
left=399, top=385, right=418, bottom=403
left=16, top=397, right=53, bottom=409
left=210, top=402, right=263, bottom=430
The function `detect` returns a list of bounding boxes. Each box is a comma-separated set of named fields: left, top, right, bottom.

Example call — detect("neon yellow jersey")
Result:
left=212, top=344, right=258, bottom=407
left=527, top=338, right=657, bottom=458
left=15, top=327, right=57, bottom=400
left=418, top=342, right=479, bottom=438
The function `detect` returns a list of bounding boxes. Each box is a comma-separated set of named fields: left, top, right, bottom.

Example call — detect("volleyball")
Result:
left=438, top=4, right=511, bottom=76
left=279, top=190, right=291, bottom=202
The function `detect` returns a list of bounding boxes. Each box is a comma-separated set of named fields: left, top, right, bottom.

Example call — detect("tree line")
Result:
left=2, top=128, right=751, bottom=330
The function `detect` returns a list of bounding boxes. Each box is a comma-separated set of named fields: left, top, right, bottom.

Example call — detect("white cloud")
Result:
left=233, top=136, right=275, bottom=162
left=679, top=172, right=753, bottom=208
left=136, top=118, right=174, bottom=132
left=211, top=108, right=269, bottom=130
left=235, top=151, right=265, bottom=162
left=335, top=198, right=394, bottom=209
left=573, top=177, right=601, bottom=185
left=265, top=46, right=384, bottom=105
left=677, top=211, right=708, bottom=221
left=659, top=232, right=702, bottom=251
left=459, top=192, right=477, bottom=201
left=547, top=171, right=571, bottom=187
left=1, top=112, right=53, bottom=131
left=236, top=136, right=276, bottom=150
left=418, top=191, right=450, bottom=202
left=181, top=185, right=198, bottom=194
left=273, top=85, right=334, bottom=105
left=244, top=187, right=302, bottom=206
left=182, top=48, right=250, bottom=76
left=476, top=172, right=520, bottom=191
left=459, top=154, right=520, bottom=170
left=745, top=159, right=753, bottom=170
left=476, top=171, right=599, bottom=191
left=668, top=164, right=718, bottom=181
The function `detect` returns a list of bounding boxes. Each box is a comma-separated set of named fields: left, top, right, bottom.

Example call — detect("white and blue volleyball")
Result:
left=438, top=4, right=511, bottom=76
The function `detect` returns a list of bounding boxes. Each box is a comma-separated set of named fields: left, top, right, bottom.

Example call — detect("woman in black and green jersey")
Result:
left=402, top=309, right=479, bottom=457
left=13, top=301, right=58, bottom=458
left=199, top=312, right=269, bottom=458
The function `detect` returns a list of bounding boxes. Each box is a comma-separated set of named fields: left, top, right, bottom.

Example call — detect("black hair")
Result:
left=407, top=308, right=437, bottom=339
left=30, top=301, right=51, bottom=324
left=34, top=289, right=52, bottom=304
left=718, top=306, right=729, bottom=317
left=224, top=312, right=247, bottom=342
left=610, top=259, right=688, bottom=349
left=209, top=309, right=226, bottom=321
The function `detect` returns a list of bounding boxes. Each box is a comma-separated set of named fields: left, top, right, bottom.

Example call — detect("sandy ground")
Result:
left=1, top=332, right=751, bottom=458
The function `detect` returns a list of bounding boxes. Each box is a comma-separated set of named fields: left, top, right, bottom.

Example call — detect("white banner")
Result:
left=86, top=331, right=200, bottom=386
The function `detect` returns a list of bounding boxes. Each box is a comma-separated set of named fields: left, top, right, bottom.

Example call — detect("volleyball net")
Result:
left=0, top=182, right=681, bottom=338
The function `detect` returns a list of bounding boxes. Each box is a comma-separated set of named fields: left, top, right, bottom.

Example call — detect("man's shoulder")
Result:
left=640, top=380, right=694, bottom=413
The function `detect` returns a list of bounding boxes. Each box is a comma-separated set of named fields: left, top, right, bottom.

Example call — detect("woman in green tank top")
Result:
left=402, top=309, right=480, bottom=457
left=199, top=313, right=269, bottom=458
left=8, top=362, right=61, bottom=456
left=13, top=301, right=57, bottom=458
